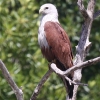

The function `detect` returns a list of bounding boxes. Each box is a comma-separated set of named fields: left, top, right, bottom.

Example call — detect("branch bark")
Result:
left=50, top=56, right=100, bottom=77
left=71, top=0, right=96, bottom=100
left=0, top=60, right=23, bottom=100
left=77, top=0, right=89, bottom=18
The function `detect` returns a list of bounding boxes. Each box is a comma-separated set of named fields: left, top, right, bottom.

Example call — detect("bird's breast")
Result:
left=38, top=15, right=59, bottom=49
left=38, top=26, right=49, bottom=49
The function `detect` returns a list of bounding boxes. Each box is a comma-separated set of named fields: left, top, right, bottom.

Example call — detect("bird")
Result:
left=38, top=3, right=74, bottom=99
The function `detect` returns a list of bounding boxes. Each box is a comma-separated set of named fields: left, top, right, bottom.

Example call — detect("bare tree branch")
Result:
left=71, top=0, right=96, bottom=100
left=0, top=60, right=23, bottom=100
left=87, top=0, right=96, bottom=19
left=77, top=0, right=89, bottom=18
left=30, top=69, right=53, bottom=100
left=93, top=10, right=100, bottom=19
left=64, top=75, right=88, bottom=86
left=50, top=56, right=100, bottom=76
left=50, top=62, right=88, bottom=86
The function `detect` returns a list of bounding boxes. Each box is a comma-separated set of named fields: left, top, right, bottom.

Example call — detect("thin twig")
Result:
left=0, top=60, right=23, bottom=100
left=64, top=76, right=88, bottom=86
left=30, top=69, right=53, bottom=100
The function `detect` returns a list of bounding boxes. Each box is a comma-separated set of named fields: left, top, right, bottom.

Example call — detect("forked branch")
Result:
left=50, top=56, right=100, bottom=78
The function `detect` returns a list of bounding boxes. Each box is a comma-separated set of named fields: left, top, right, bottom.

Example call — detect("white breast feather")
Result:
left=38, top=28, right=49, bottom=48
left=38, top=14, right=59, bottom=49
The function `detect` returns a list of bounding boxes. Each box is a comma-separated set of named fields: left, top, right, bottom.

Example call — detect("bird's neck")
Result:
left=40, top=14, right=59, bottom=26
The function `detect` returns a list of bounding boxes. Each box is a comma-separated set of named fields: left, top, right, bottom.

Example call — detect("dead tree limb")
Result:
left=71, top=0, right=96, bottom=100
left=0, top=60, right=23, bottom=100
left=30, top=69, right=53, bottom=100
left=50, top=57, right=100, bottom=76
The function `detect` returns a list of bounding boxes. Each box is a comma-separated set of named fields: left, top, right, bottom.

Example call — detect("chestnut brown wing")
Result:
left=44, top=21, right=73, bottom=69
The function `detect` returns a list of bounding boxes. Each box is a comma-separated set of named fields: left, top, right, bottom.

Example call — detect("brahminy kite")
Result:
left=38, top=3, right=74, bottom=99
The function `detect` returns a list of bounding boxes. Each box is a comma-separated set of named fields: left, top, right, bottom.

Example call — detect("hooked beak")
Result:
left=39, top=8, right=44, bottom=14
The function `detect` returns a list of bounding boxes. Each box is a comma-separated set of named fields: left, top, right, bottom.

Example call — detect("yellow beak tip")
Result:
left=39, top=9, right=43, bottom=14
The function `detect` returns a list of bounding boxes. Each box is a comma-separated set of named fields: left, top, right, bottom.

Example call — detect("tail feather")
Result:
left=56, top=60, right=74, bottom=99
left=65, top=75, right=74, bottom=99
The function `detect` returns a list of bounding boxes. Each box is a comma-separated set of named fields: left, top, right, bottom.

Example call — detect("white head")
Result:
left=39, top=3, right=58, bottom=16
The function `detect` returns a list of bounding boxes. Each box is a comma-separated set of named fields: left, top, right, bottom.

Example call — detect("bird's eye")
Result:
left=45, top=7, right=49, bottom=9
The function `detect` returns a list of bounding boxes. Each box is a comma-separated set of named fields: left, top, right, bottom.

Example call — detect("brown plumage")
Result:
left=44, top=21, right=73, bottom=69
left=41, top=21, right=74, bottom=98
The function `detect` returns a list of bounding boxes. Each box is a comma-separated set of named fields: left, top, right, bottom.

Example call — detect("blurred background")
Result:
left=0, top=0, right=100, bottom=100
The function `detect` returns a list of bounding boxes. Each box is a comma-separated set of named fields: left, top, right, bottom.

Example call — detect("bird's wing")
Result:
left=44, top=21, right=73, bottom=69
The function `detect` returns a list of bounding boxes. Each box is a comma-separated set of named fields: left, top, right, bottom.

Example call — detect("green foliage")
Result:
left=0, top=0, right=100, bottom=100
